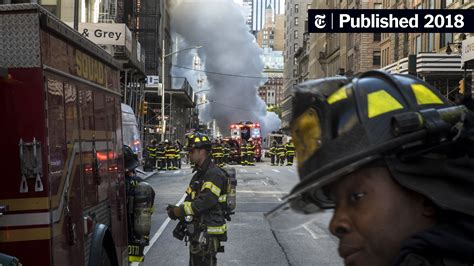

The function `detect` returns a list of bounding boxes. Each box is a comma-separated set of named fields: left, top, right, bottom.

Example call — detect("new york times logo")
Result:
left=308, top=9, right=474, bottom=33
left=314, top=14, right=326, bottom=29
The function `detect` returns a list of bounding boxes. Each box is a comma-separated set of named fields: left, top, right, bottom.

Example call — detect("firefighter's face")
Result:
left=189, top=148, right=206, bottom=164
left=327, top=167, right=436, bottom=266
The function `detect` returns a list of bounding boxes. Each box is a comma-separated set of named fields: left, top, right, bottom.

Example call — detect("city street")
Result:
left=140, top=160, right=341, bottom=266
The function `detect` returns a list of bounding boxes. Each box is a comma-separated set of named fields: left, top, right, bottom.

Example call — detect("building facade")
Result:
left=259, top=76, right=284, bottom=107
left=380, top=0, right=473, bottom=103
left=303, top=0, right=472, bottom=114
left=281, top=0, right=312, bottom=131
left=256, top=5, right=284, bottom=50
left=240, top=0, right=284, bottom=33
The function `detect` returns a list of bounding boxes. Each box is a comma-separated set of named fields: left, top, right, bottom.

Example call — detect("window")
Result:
left=415, top=35, right=422, bottom=53
left=294, top=30, right=298, bottom=39
left=293, top=69, right=297, bottom=78
left=428, top=0, right=435, bottom=9
left=440, top=33, right=453, bottom=48
left=348, top=54, right=354, bottom=73
left=294, top=4, right=299, bottom=13
left=294, top=17, right=299, bottom=26
left=373, top=33, right=381, bottom=42
left=441, top=0, right=454, bottom=8
left=428, top=33, right=434, bottom=52
left=373, top=51, right=381, bottom=65
left=307, top=4, right=311, bottom=10
left=374, top=3, right=382, bottom=9
left=294, top=57, right=298, bottom=65
left=294, top=43, right=298, bottom=52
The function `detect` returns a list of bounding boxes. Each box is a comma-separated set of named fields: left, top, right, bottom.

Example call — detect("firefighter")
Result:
left=266, top=70, right=474, bottom=265
left=246, top=138, right=255, bottom=166
left=223, top=142, right=230, bottom=165
left=240, top=139, right=248, bottom=166
left=157, top=142, right=166, bottom=171
left=167, top=133, right=227, bottom=265
left=165, top=140, right=177, bottom=170
left=285, top=139, right=295, bottom=166
left=144, top=139, right=158, bottom=171
left=124, top=145, right=156, bottom=263
left=175, top=141, right=183, bottom=169
left=276, top=142, right=286, bottom=166
left=211, top=140, right=224, bottom=167
left=269, top=141, right=277, bottom=166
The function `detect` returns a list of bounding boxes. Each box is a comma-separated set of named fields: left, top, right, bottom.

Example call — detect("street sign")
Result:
left=462, top=36, right=474, bottom=67
left=78, top=23, right=131, bottom=49
left=146, top=76, right=160, bottom=88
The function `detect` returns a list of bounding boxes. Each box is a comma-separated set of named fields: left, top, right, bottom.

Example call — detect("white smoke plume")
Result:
left=169, top=0, right=281, bottom=137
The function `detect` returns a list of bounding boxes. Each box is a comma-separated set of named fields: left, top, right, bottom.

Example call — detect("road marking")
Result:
left=174, top=170, right=181, bottom=174
left=287, top=169, right=296, bottom=173
left=256, top=172, right=261, bottom=175
left=262, top=181, right=268, bottom=186
left=240, top=169, right=248, bottom=173
left=159, top=171, right=165, bottom=174
left=303, top=224, right=320, bottom=240
left=139, top=193, right=187, bottom=261
left=272, top=169, right=280, bottom=173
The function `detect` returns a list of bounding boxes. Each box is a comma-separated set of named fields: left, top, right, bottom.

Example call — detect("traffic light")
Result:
left=141, top=101, right=148, bottom=116
left=459, top=78, right=465, bottom=95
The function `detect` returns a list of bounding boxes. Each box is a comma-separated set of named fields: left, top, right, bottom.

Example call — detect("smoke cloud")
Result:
left=170, top=0, right=281, bottom=137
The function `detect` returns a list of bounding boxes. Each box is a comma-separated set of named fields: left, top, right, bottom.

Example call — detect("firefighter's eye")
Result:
left=349, top=192, right=366, bottom=203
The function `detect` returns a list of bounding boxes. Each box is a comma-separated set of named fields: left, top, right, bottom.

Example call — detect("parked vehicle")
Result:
left=0, top=5, right=129, bottom=265
left=122, top=103, right=142, bottom=161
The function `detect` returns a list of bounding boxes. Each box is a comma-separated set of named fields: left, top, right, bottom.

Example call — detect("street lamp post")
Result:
left=161, top=41, right=202, bottom=141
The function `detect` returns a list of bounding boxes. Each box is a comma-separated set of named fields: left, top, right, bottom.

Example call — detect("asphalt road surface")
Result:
left=140, top=160, right=342, bottom=266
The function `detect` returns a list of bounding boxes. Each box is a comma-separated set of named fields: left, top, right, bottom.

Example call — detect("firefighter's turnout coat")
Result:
left=180, top=157, right=227, bottom=239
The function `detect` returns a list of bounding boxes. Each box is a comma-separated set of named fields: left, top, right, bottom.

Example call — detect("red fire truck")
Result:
left=229, top=121, right=262, bottom=162
left=0, top=4, right=129, bottom=265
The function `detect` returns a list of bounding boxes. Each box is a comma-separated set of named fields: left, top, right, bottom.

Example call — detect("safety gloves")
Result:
left=166, top=204, right=182, bottom=220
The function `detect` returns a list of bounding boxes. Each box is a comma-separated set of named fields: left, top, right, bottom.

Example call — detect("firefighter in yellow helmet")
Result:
left=276, top=141, right=286, bottom=166
left=144, top=139, right=158, bottom=171
left=240, top=139, right=248, bottom=166
left=211, top=139, right=225, bottom=168
left=266, top=70, right=474, bottom=265
left=165, top=140, right=178, bottom=170
left=284, top=138, right=295, bottom=166
left=167, top=133, right=228, bottom=265
left=269, top=141, right=278, bottom=166
left=246, top=138, right=255, bottom=166
left=157, top=142, right=166, bottom=171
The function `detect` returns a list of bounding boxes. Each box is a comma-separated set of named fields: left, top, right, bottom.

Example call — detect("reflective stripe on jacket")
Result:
left=179, top=158, right=227, bottom=235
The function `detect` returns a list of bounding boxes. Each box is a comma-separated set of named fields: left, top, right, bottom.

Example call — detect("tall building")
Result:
left=311, top=0, right=381, bottom=78
left=256, top=5, right=284, bottom=50
left=239, top=0, right=284, bottom=33
left=281, top=0, right=311, bottom=131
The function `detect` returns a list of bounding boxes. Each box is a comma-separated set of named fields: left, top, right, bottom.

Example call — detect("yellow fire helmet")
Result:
left=186, top=132, right=212, bottom=151
left=266, top=70, right=474, bottom=229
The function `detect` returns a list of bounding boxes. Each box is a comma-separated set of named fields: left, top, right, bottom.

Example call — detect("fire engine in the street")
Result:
left=0, top=4, right=152, bottom=265
left=229, top=121, right=262, bottom=162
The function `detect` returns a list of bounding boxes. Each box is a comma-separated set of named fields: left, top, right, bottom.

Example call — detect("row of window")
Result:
left=378, top=0, right=454, bottom=9
left=288, top=3, right=311, bottom=13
